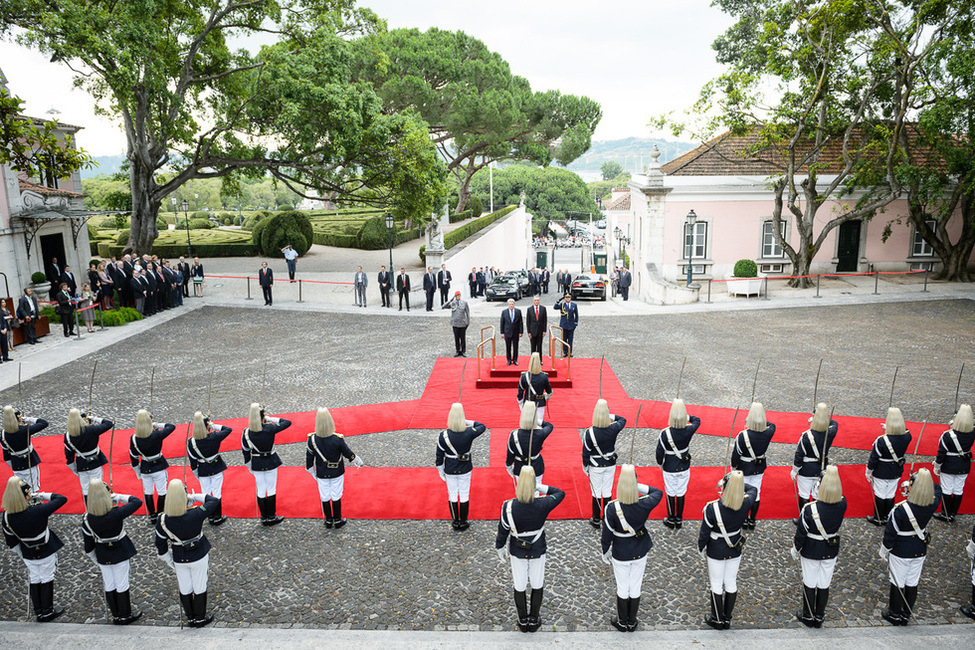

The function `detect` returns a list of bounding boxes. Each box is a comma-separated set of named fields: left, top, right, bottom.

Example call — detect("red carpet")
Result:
left=2, top=357, right=969, bottom=520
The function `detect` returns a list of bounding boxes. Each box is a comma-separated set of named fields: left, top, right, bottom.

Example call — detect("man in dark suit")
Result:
left=499, top=298, right=523, bottom=366
left=396, top=268, right=411, bottom=311
left=178, top=257, right=191, bottom=297
left=16, top=288, right=40, bottom=345
left=378, top=266, right=392, bottom=308
left=561, top=269, right=573, bottom=295
left=259, top=261, right=274, bottom=306
left=437, top=264, right=452, bottom=306
left=143, top=264, right=157, bottom=316
left=47, top=257, right=61, bottom=300
left=476, top=267, right=486, bottom=297
left=526, top=295, right=547, bottom=357
left=130, top=269, right=146, bottom=315
left=60, top=265, right=77, bottom=295
left=468, top=267, right=478, bottom=298
left=555, top=293, right=579, bottom=357
left=541, top=267, right=551, bottom=294
left=422, top=266, right=437, bottom=311
left=56, top=283, right=75, bottom=337
left=619, top=267, right=632, bottom=301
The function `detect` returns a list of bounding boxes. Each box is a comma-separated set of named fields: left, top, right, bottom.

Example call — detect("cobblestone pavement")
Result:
left=0, top=300, right=973, bottom=631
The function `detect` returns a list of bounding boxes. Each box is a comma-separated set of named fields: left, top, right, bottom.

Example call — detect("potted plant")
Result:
left=725, top=259, right=764, bottom=296
left=29, top=271, right=51, bottom=296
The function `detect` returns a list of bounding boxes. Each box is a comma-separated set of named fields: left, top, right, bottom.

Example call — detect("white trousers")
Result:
left=941, top=472, right=968, bottom=495
left=707, top=555, right=742, bottom=593
left=251, top=468, right=278, bottom=497
left=742, top=473, right=764, bottom=500
left=800, top=556, right=836, bottom=589
left=872, top=477, right=899, bottom=499
left=24, top=553, right=57, bottom=584
left=445, top=472, right=471, bottom=502
left=141, top=469, right=168, bottom=496
left=198, top=473, right=224, bottom=499
left=888, top=555, right=925, bottom=588
left=612, top=556, right=648, bottom=598
left=797, top=475, right=819, bottom=500
left=663, top=469, right=690, bottom=497
left=173, top=555, right=209, bottom=595
left=13, top=466, right=40, bottom=492
left=316, top=475, right=345, bottom=501
left=78, top=467, right=104, bottom=496
left=98, top=560, right=131, bottom=591
left=588, top=466, right=615, bottom=498
left=510, top=554, right=546, bottom=591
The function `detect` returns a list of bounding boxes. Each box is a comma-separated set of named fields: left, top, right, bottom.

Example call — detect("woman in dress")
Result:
left=191, top=257, right=204, bottom=297
left=435, top=402, right=486, bottom=531
left=128, top=409, right=176, bottom=523
left=306, top=407, right=365, bottom=528
left=78, top=283, right=96, bottom=332
left=97, top=261, right=114, bottom=310
left=186, top=411, right=233, bottom=526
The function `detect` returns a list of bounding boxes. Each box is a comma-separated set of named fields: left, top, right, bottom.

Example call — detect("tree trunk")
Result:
left=127, top=158, right=160, bottom=256
left=453, top=164, right=476, bottom=214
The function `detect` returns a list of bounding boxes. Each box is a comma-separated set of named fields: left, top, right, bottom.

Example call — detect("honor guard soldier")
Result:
left=506, top=402, right=554, bottom=485
left=82, top=479, right=143, bottom=625
left=65, top=408, right=114, bottom=505
left=1, top=477, right=67, bottom=621
left=698, top=471, right=757, bottom=630
left=879, top=468, right=941, bottom=626
left=2, top=405, right=47, bottom=491
left=583, top=399, right=627, bottom=528
left=865, top=407, right=912, bottom=526
left=517, top=353, right=553, bottom=423
left=496, top=466, right=565, bottom=632
left=600, top=465, right=662, bottom=631
left=961, top=523, right=975, bottom=620
left=791, top=465, right=847, bottom=628
left=790, top=403, right=838, bottom=514
left=155, top=479, right=218, bottom=627
left=655, top=399, right=700, bottom=529
left=730, top=402, right=775, bottom=530
left=129, top=410, right=176, bottom=523
left=435, top=403, right=486, bottom=531
left=242, top=403, right=291, bottom=526
left=306, top=407, right=364, bottom=528
left=933, top=404, right=973, bottom=523
left=186, top=412, right=233, bottom=526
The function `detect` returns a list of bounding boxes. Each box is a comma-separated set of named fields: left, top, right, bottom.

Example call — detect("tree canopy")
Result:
left=0, top=86, right=92, bottom=180
left=600, top=161, right=623, bottom=180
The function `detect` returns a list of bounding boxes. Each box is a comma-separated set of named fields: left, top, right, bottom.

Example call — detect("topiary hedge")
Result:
left=188, top=218, right=213, bottom=230
left=444, top=205, right=517, bottom=250
left=449, top=209, right=472, bottom=224
left=115, top=231, right=130, bottom=247
left=255, top=210, right=313, bottom=257
left=733, top=259, right=758, bottom=278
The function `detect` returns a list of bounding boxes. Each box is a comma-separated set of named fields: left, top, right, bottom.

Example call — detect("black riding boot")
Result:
left=627, top=595, right=641, bottom=631
left=105, top=590, right=119, bottom=623
left=611, top=596, right=628, bottom=631
left=527, top=587, right=544, bottom=632
left=156, top=494, right=166, bottom=516
left=746, top=500, right=760, bottom=529
left=255, top=496, right=266, bottom=522
left=115, top=589, right=142, bottom=625
left=332, top=498, right=345, bottom=528
left=675, top=495, right=685, bottom=529
left=448, top=501, right=459, bottom=529
left=904, top=585, right=917, bottom=622
left=813, top=587, right=829, bottom=628
left=797, top=585, right=816, bottom=627
left=322, top=501, right=333, bottom=527
left=144, top=494, right=157, bottom=522
left=37, top=581, right=64, bottom=622
left=514, top=589, right=530, bottom=632
left=881, top=583, right=906, bottom=625
left=590, top=497, right=602, bottom=528
left=705, top=592, right=724, bottom=629
left=458, top=501, right=470, bottom=530
left=866, top=497, right=885, bottom=526
left=663, top=495, right=676, bottom=529
left=179, top=593, right=195, bottom=621
left=209, top=500, right=226, bottom=526
left=723, top=591, right=737, bottom=629
left=192, top=591, right=214, bottom=628
left=263, top=494, right=284, bottom=526
left=960, top=585, right=975, bottom=620
left=29, top=583, right=42, bottom=620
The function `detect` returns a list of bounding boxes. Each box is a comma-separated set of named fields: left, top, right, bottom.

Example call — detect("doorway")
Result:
left=836, top=220, right=861, bottom=272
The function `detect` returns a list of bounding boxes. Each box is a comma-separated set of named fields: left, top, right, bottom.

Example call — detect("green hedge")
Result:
left=444, top=205, right=517, bottom=250
left=312, top=232, right=359, bottom=247
left=98, top=241, right=258, bottom=258
left=254, top=210, right=313, bottom=257
left=449, top=209, right=472, bottom=224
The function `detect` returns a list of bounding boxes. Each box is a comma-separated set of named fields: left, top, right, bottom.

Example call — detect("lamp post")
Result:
left=685, top=209, right=697, bottom=287
left=614, top=226, right=623, bottom=257
left=384, top=213, right=394, bottom=273
left=181, top=199, right=192, bottom=257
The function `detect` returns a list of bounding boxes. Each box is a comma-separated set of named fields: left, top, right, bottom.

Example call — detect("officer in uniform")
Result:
left=242, top=402, right=291, bottom=526
left=82, top=479, right=143, bottom=625
left=865, top=407, right=912, bottom=526
left=698, top=471, right=757, bottom=630
left=583, top=399, right=627, bottom=528
left=517, top=353, right=553, bottom=423
left=496, top=466, right=565, bottom=632
left=306, top=407, right=364, bottom=528
left=2, top=405, right=48, bottom=491
left=65, top=408, right=115, bottom=505
left=730, top=402, right=775, bottom=530
left=155, top=478, right=218, bottom=627
left=961, top=522, right=975, bottom=620
left=790, top=403, right=838, bottom=515
left=879, top=468, right=941, bottom=625
left=933, top=403, right=973, bottom=523
left=655, top=398, right=701, bottom=529
left=791, top=465, right=847, bottom=628
left=600, top=465, right=662, bottom=631
left=128, top=409, right=176, bottom=523
left=553, top=294, right=578, bottom=357
left=435, top=403, right=486, bottom=531
left=186, top=411, right=233, bottom=526
left=506, top=402, right=554, bottom=485
left=1, top=477, right=67, bottom=621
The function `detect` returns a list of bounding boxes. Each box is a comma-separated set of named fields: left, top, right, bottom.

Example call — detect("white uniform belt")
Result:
left=897, top=529, right=925, bottom=536
left=664, top=449, right=687, bottom=456
left=517, top=454, right=540, bottom=462
left=945, top=451, right=968, bottom=456
left=8, top=445, right=33, bottom=458
left=512, top=529, right=543, bottom=539
left=710, top=529, right=740, bottom=540
left=740, top=454, right=764, bottom=462
left=802, top=456, right=819, bottom=463
left=878, top=458, right=901, bottom=463
left=138, top=450, right=164, bottom=461
left=18, top=528, right=50, bottom=548
left=805, top=533, right=834, bottom=541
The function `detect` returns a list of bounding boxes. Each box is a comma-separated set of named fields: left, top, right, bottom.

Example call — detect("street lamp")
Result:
left=685, top=209, right=698, bottom=287
left=181, top=199, right=192, bottom=257
left=614, top=226, right=623, bottom=257
left=384, top=213, right=394, bottom=273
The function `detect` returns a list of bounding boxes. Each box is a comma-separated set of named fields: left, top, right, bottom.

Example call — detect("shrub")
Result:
left=101, top=310, right=127, bottom=326
left=40, top=305, right=61, bottom=324
left=223, top=217, right=233, bottom=226
left=257, top=210, right=313, bottom=256
left=189, top=218, right=212, bottom=230
left=468, top=195, right=483, bottom=219
left=242, top=210, right=272, bottom=231
left=444, top=205, right=517, bottom=249
left=733, top=259, right=758, bottom=278
left=356, top=215, right=395, bottom=250
left=192, top=211, right=209, bottom=220
left=156, top=217, right=168, bottom=230
left=115, top=231, right=130, bottom=247
left=31, top=271, right=47, bottom=284
left=117, top=307, right=143, bottom=323
left=449, top=209, right=472, bottom=224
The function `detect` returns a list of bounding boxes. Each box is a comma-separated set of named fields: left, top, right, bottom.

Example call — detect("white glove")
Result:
left=966, top=540, right=975, bottom=560
left=12, top=546, right=22, bottom=558
left=186, top=493, right=203, bottom=504
left=933, top=463, right=941, bottom=476
left=864, top=470, right=873, bottom=483
left=790, top=466, right=799, bottom=481
left=352, top=456, right=364, bottom=468
left=517, top=400, right=525, bottom=408
left=306, top=466, right=316, bottom=477
left=133, top=467, right=142, bottom=480
left=536, top=483, right=549, bottom=495
left=790, top=546, right=800, bottom=561
left=112, top=493, right=129, bottom=504
left=68, top=463, right=78, bottom=476
left=25, top=417, right=38, bottom=425
left=90, top=416, right=104, bottom=424
left=35, top=492, right=53, bottom=501
left=601, top=549, right=612, bottom=565
left=637, top=483, right=650, bottom=496
left=437, top=466, right=446, bottom=481
left=152, top=422, right=165, bottom=429
left=497, top=546, right=509, bottom=561
left=581, top=465, right=589, bottom=476
left=465, top=419, right=475, bottom=427
left=699, top=547, right=707, bottom=560
left=268, top=416, right=281, bottom=425
left=506, top=465, right=514, bottom=478
left=87, top=550, right=98, bottom=564
left=879, top=544, right=890, bottom=562
left=159, top=552, right=175, bottom=569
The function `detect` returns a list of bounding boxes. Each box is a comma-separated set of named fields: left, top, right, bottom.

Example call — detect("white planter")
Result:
left=724, top=273, right=765, bottom=297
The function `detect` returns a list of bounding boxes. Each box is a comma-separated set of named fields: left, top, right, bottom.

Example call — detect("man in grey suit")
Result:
left=442, top=290, right=470, bottom=356
left=354, top=266, right=368, bottom=307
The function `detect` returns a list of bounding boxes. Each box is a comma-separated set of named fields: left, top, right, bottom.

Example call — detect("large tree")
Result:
left=353, top=27, right=602, bottom=213
left=0, top=86, right=92, bottom=179
left=3, top=1, right=445, bottom=254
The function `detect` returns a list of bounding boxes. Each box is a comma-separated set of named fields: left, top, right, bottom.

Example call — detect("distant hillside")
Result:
left=81, top=155, right=126, bottom=179
left=562, top=137, right=697, bottom=174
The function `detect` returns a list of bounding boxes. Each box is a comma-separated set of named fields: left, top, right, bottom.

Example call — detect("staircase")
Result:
left=475, top=358, right=572, bottom=389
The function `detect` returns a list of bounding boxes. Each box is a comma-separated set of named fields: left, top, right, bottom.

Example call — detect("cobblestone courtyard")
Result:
left=0, top=299, right=973, bottom=631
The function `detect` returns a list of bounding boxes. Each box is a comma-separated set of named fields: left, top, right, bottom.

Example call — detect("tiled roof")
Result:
left=605, top=193, right=630, bottom=211
left=18, top=175, right=85, bottom=198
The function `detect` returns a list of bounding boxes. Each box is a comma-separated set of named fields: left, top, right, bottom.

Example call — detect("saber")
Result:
left=750, top=360, right=761, bottom=405
left=149, top=366, right=156, bottom=420
left=822, top=406, right=836, bottom=473
left=676, top=357, right=687, bottom=400
left=955, top=363, right=966, bottom=413
left=724, top=408, right=740, bottom=475
left=17, top=363, right=24, bottom=411
left=108, top=419, right=116, bottom=490
left=629, top=403, right=643, bottom=465
left=87, top=359, right=98, bottom=414
left=812, top=358, right=824, bottom=410
left=182, top=422, right=193, bottom=485
left=206, top=366, right=216, bottom=418
left=261, top=360, right=268, bottom=408
left=888, top=366, right=899, bottom=410
left=906, top=421, right=926, bottom=476
left=599, top=355, right=605, bottom=399
left=458, top=359, right=468, bottom=403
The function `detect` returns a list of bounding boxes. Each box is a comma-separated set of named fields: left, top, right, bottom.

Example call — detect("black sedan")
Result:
left=485, top=275, right=522, bottom=302
left=502, top=270, right=531, bottom=294
left=570, top=274, right=607, bottom=300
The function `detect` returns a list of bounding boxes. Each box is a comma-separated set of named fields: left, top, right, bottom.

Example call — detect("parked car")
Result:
left=571, top=274, right=607, bottom=301
left=486, top=275, right=522, bottom=301
left=596, top=218, right=607, bottom=229
left=502, top=270, right=531, bottom=294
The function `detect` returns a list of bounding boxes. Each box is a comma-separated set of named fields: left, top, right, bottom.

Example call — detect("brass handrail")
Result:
left=476, top=337, right=496, bottom=380
left=550, top=337, right=571, bottom=380
left=547, top=325, right=564, bottom=368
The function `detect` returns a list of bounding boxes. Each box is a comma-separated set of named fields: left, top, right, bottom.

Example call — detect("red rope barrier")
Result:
left=709, top=269, right=926, bottom=283
left=205, top=274, right=353, bottom=286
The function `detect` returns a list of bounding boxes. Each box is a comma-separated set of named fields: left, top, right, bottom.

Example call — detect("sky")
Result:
left=0, top=0, right=734, bottom=157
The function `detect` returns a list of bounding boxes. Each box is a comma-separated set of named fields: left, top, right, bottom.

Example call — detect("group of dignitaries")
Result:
left=69, top=254, right=203, bottom=317
left=2, top=378, right=973, bottom=632
left=499, top=294, right=579, bottom=364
